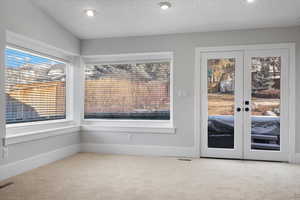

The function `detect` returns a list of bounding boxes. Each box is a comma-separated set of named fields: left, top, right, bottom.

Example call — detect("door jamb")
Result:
left=194, top=43, right=296, bottom=163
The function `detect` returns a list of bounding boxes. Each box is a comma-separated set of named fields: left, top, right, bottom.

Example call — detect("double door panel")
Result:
left=201, top=49, right=289, bottom=161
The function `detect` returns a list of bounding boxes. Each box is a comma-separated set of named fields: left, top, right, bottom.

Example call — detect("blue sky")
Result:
left=5, top=48, right=61, bottom=68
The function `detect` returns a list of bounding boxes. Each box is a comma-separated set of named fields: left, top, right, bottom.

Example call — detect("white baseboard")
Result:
left=80, top=143, right=195, bottom=158
left=0, top=144, right=80, bottom=181
left=295, top=153, right=300, bottom=164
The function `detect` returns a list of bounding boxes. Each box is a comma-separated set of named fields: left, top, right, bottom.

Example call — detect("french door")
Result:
left=200, top=48, right=290, bottom=162
left=201, top=51, right=244, bottom=159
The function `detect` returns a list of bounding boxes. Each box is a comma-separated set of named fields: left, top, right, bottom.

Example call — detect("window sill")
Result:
left=5, top=125, right=80, bottom=146
left=80, top=125, right=176, bottom=134
left=6, top=119, right=73, bottom=129
left=4, top=119, right=175, bottom=146
left=82, top=119, right=172, bottom=127
left=6, top=120, right=77, bottom=135
left=5, top=120, right=80, bottom=145
left=81, top=119, right=175, bottom=134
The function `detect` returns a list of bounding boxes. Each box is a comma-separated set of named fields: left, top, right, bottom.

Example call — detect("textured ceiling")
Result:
left=30, top=0, right=300, bottom=39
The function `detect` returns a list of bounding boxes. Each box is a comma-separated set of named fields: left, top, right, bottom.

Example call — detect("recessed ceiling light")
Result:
left=246, top=0, right=255, bottom=3
left=84, top=9, right=96, bottom=17
left=159, top=2, right=172, bottom=10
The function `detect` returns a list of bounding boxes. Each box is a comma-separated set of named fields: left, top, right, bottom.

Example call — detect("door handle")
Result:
left=245, top=107, right=250, bottom=112
left=236, top=107, right=242, bottom=112
left=245, top=100, right=250, bottom=105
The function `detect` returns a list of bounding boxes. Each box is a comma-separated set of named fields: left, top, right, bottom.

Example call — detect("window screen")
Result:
left=84, top=61, right=170, bottom=120
left=5, top=47, right=66, bottom=124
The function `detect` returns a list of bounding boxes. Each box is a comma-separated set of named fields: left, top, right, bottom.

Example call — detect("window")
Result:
left=84, top=61, right=170, bottom=120
left=5, top=47, right=67, bottom=124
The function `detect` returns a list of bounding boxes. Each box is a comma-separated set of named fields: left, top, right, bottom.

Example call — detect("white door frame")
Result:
left=194, top=43, right=296, bottom=163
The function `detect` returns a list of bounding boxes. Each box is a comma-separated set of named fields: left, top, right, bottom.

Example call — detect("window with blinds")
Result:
left=5, top=47, right=66, bottom=124
left=84, top=61, right=170, bottom=120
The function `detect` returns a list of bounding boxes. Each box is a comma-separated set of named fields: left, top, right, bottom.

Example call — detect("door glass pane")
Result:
left=251, top=57, right=281, bottom=151
left=207, top=58, right=235, bottom=149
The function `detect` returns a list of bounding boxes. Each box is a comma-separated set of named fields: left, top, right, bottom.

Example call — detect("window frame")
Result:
left=81, top=52, right=174, bottom=128
left=4, top=43, right=75, bottom=134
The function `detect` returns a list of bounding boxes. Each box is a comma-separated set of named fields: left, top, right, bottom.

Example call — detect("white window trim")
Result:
left=4, top=32, right=77, bottom=137
left=81, top=52, right=174, bottom=129
left=6, top=119, right=77, bottom=135
left=80, top=125, right=175, bottom=134
left=82, top=52, right=173, bottom=64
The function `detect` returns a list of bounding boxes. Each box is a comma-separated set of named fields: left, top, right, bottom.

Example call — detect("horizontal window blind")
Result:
left=5, top=47, right=66, bottom=124
left=84, top=62, right=170, bottom=120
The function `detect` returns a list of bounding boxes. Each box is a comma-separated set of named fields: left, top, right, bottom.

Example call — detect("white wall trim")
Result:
left=81, top=125, right=176, bottom=134
left=195, top=43, right=296, bottom=52
left=80, top=143, right=194, bottom=157
left=82, top=51, right=173, bottom=64
left=288, top=44, right=296, bottom=163
left=5, top=126, right=80, bottom=146
left=82, top=120, right=173, bottom=129
left=80, top=51, right=175, bottom=128
left=295, top=153, right=300, bottom=164
left=4, top=44, right=76, bottom=126
left=6, top=119, right=77, bottom=131
left=0, top=144, right=80, bottom=181
left=193, top=45, right=202, bottom=158
left=0, top=26, right=6, bottom=160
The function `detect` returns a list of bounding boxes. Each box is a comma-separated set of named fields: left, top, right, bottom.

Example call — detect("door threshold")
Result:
left=200, top=156, right=287, bottom=163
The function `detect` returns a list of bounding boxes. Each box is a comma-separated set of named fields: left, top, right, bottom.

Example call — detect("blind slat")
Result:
left=5, top=47, right=67, bottom=124
left=84, top=62, right=170, bottom=120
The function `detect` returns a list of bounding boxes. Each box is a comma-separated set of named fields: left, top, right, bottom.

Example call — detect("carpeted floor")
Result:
left=1, top=153, right=300, bottom=200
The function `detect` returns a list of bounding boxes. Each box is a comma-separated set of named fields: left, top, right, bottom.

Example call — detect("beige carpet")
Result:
left=1, top=153, right=300, bottom=200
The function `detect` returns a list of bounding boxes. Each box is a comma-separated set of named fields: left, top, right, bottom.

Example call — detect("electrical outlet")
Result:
left=3, top=147, right=8, bottom=159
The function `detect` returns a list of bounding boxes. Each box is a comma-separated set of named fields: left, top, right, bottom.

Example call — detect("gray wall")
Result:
left=2, top=0, right=80, bottom=55
left=0, top=0, right=80, bottom=166
left=81, top=26, right=300, bottom=153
